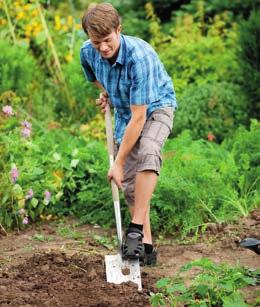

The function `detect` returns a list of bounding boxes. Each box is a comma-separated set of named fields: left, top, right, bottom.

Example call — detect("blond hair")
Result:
left=82, top=3, right=121, bottom=38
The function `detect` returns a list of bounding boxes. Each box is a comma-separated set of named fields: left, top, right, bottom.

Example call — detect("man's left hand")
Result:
left=107, top=163, right=124, bottom=189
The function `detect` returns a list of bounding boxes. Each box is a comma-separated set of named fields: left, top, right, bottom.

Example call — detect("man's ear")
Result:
left=117, top=25, right=122, bottom=34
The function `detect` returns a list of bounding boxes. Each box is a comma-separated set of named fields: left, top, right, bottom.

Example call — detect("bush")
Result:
left=0, top=107, right=130, bottom=229
left=178, top=0, right=258, bottom=21
left=155, top=12, right=240, bottom=96
left=151, top=124, right=259, bottom=236
left=0, top=39, right=56, bottom=122
left=237, top=10, right=260, bottom=119
left=62, top=42, right=99, bottom=123
left=0, top=39, right=39, bottom=96
left=222, top=120, right=260, bottom=196
left=173, top=82, right=249, bottom=142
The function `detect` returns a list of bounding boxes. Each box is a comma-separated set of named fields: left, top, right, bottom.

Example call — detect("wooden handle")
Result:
left=105, top=104, right=120, bottom=202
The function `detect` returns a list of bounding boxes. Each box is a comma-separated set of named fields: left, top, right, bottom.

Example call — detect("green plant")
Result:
left=174, top=82, right=249, bottom=142
left=150, top=9, right=240, bottom=96
left=0, top=39, right=39, bottom=96
left=32, top=233, right=53, bottom=242
left=152, top=125, right=259, bottom=237
left=92, top=234, right=117, bottom=250
left=61, top=41, right=99, bottom=123
left=222, top=120, right=260, bottom=200
left=57, top=225, right=84, bottom=240
left=178, top=0, right=258, bottom=21
left=151, top=258, right=258, bottom=306
left=237, top=10, right=260, bottom=119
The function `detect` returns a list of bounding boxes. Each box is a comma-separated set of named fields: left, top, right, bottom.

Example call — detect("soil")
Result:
left=0, top=209, right=259, bottom=306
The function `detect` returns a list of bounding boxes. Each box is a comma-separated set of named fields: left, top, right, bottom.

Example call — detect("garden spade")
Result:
left=104, top=104, right=142, bottom=291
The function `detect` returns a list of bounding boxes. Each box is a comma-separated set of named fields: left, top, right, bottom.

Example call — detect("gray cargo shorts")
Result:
left=115, top=107, right=175, bottom=205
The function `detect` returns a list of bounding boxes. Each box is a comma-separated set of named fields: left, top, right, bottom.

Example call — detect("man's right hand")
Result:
left=96, top=92, right=109, bottom=113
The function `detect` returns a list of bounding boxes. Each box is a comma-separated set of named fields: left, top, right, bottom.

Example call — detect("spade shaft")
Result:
left=104, top=104, right=142, bottom=291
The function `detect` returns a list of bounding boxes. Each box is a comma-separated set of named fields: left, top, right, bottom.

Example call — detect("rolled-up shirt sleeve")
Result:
left=129, top=55, right=159, bottom=105
left=80, top=49, right=96, bottom=82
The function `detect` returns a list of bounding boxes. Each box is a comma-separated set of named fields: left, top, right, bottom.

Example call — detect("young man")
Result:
left=80, top=3, right=177, bottom=265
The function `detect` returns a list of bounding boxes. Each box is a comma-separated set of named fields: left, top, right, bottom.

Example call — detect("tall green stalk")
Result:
left=2, top=0, right=17, bottom=44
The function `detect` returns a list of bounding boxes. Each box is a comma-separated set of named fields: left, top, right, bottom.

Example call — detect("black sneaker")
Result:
left=139, top=248, right=157, bottom=266
left=122, top=227, right=145, bottom=260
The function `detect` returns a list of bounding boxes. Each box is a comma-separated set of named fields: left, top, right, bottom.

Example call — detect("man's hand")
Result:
left=96, top=92, right=109, bottom=113
left=107, top=162, right=124, bottom=189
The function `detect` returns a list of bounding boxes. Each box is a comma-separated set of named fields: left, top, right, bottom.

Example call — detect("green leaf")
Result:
left=31, top=198, right=38, bottom=208
left=222, top=292, right=249, bottom=307
left=156, top=278, right=171, bottom=289
left=71, top=159, right=79, bottom=168
left=29, top=210, right=35, bottom=220
left=35, top=31, right=47, bottom=45
left=196, top=284, right=209, bottom=297
left=53, top=152, right=61, bottom=161
left=167, top=283, right=186, bottom=294
left=12, top=184, right=23, bottom=197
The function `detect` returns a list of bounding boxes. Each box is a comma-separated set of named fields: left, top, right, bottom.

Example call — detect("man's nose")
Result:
left=100, top=42, right=108, bottom=51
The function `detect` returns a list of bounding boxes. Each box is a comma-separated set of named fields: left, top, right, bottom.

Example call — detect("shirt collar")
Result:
left=115, top=34, right=125, bottom=65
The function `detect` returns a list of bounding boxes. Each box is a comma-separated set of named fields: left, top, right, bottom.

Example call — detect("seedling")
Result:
left=150, top=258, right=258, bottom=306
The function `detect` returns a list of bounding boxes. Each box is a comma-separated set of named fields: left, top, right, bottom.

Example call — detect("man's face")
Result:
left=89, top=27, right=121, bottom=59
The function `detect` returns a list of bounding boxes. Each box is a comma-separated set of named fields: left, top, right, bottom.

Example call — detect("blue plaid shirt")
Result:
left=80, top=34, right=177, bottom=144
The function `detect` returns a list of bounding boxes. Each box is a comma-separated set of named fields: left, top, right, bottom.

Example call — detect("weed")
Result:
left=92, top=234, right=117, bottom=250
left=151, top=258, right=258, bottom=306
left=32, top=233, right=53, bottom=242
left=57, top=226, right=84, bottom=240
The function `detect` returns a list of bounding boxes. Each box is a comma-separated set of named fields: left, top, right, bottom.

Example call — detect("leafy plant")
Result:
left=152, top=123, right=259, bottom=236
left=56, top=225, right=84, bottom=240
left=237, top=10, right=260, bottom=119
left=92, top=234, right=117, bottom=250
left=151, top=258, right=258, bottom=306
left=148, top=7, right=240, bottom=96
left=222, top=120, right=260, bottom=200
left=32, top=233, right=53, bottom=242
left=174, top=82, right=249, bottom=142
left=0, top=39, right=40, bottom=96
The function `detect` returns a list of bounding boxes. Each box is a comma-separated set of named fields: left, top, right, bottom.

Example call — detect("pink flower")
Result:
left=19, top=208, right=26, bottom=215
left=21, top=127, right=31, bottom=138
left=21, top=120, right=32, bottom=129
left=22, top=217, right=29, bottom=224
left=2, top=105, right=14, bottom=116
left=44, top=190, right=51, bottom=201
left=10, top=166, right=19, bottom=183
left=25, top=188, right=34, bottom=200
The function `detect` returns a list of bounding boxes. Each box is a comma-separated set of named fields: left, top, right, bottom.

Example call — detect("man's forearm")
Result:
left=115, top=116, right=145, bottom=166
left=94, top=80, right=106, bottom=92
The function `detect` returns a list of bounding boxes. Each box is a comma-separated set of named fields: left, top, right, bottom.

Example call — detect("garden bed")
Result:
left=0, top=209, right=259, bottom=306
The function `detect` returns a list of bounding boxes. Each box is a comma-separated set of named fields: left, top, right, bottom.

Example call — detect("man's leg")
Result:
left=132, top=170, right=157, bottom=242
left=129, top=182, right=153, bottom=245
left=122, top=108, right=174, bottom=260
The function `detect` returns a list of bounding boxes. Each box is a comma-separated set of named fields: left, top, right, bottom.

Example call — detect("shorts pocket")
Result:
left=141, top=111, right=173, bottom=147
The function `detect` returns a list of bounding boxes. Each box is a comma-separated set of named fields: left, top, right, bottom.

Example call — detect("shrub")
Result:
left=173, top=82, right=249, bottom=142
left=0, top=108, right=126, bottom=229
left=222, top=120, right=260, bottom=197
left=152, top=125, right=259, bottom=236
left=237, top=10, right=260, bottom=119
left=178, top=0, right=258, bottom=20
left=62, top=42, right=99, bottom=123
left=155, top=12, right=240, bottom=96
left=0, top=39, right=39, bottom=96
